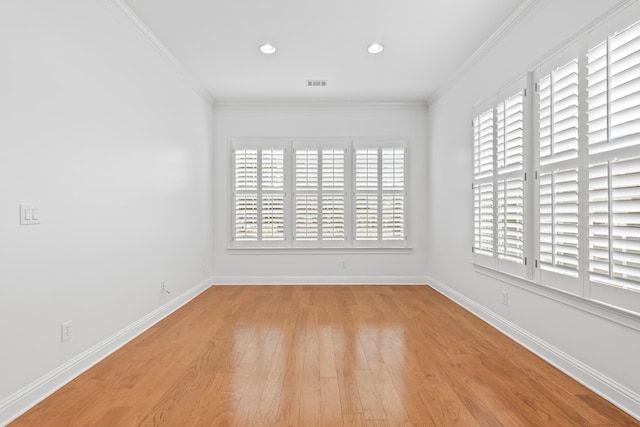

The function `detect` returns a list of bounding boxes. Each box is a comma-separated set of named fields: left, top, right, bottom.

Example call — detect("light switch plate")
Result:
left=20, top=203, right=40, bottom=225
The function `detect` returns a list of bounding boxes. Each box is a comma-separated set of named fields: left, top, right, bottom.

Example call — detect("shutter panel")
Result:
left=322, top=194, right=345, bottom=240
left=589, top=157, right=640, bottom=287
left=498, top=178, right=524, bottom=263
left=474, top=110, right=494, bottom=178
left=262, top=148, right=284, bottom=190
left=587, top=20, right=640, bottom=292
left=322, top=149, right=345, bottom=189
left=588, top=21, right=640, bottom=154
left=610, top=21, right=640, bottom=151
left=234, top=194, right=258, bottom=241
left=356, top=149, right=378, bottom=190
left=235, top=148, right=258, bottom=191
left=539, top=168, right=580, bottom=276
left=296, top=149, right=318, bottom=189
left=497, top=92, right=524, bottom=174
left=473, top=182, right=494, bottom=256
left=382, top=194, right=405, bottom=240
left=382, top=148, right=405, bottom=190
left=539, top=60, right=579, bottom=165
left=234, top=148, right=259, bottom=242
left=295, top=194, right=318, bottom=240
left=261, top=194, right=284, bottom=240
left=355, top=194, right=378, bottom=240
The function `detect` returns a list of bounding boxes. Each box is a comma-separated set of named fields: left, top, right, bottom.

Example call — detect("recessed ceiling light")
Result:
left=367, top=43, right=384, bottom=54
left=259, top=43, right=276, bottom=55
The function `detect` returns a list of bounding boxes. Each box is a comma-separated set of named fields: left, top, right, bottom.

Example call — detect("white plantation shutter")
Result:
left=294, top=147, right=348, bottom=244
left=587, top=20, right=640, bottom=299
left=354, top=145, right=407, bottom=244
left=537, top=60, right=580, bottom=284
left=232, top=145, right=286, bottom=245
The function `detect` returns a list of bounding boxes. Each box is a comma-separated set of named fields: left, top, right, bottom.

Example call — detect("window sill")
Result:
left=227, top=246, right=414, bottom=255
left=471, top=262, right=640, bottom=332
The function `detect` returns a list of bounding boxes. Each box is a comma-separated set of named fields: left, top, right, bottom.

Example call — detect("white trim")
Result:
left=427, top=276, right=640, bottom=421
left=106, top=0, right=214, bottom=105
left=227, top=247, right=413, bottom=254
left=212, top=276, right=428, bottom=285
left=428, top=0, right=544, bottom=104
left=0, top=277, right=213, bottom=427
left=212, top=102, right=428, bottom=113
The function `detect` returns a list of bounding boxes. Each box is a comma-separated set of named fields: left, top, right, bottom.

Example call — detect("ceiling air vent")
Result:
left=306, top=80, right=327, bottom=87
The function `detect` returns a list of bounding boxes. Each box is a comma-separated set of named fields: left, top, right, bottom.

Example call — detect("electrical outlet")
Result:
left=341, top=259, right=346, bottom=268
left=161, top=280, right=167, bottom=294
left=502, top=291, right=509, bottom=306
left=61, top=321, right=72, bottom=342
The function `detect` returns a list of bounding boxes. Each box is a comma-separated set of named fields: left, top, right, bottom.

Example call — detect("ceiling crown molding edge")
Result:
left=426, top=0, right=544, bottom=105
left=212, top=101, right=428, bottom=113
left=107, top=0, right=214, bottom=105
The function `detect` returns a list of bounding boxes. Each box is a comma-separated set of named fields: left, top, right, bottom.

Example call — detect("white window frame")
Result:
left=472, top=77, right=531, bottom=278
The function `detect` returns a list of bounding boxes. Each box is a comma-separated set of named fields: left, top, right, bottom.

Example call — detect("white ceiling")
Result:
left=122, top=0, right=527, bottom=103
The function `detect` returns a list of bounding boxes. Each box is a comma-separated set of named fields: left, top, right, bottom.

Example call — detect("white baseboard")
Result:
left=426, top=276, right=640, bottom=422
left=0, top=277, right=213, bottom=427
left=212, top=275, right=429, bottom=285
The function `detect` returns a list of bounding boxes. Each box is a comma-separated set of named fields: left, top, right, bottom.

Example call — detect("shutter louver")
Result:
left=355, top=148, right=380, bottom=241
left=262, top=149, right=284, bottom=190
left=322, top=149, right=345, bottom=189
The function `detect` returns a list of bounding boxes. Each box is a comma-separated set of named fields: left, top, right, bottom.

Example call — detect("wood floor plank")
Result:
left=9, top=285, right=639, bottom=427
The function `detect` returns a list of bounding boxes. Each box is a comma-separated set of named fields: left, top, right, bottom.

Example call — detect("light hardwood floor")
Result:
left=10, top=285, right=639, bottom=426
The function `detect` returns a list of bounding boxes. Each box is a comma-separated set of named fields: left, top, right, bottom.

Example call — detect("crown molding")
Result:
left=212, top=101, right=428, bottom=113
left=426, top=0, right=544, bottom=105
left=107, top=0, right=214, bottom=105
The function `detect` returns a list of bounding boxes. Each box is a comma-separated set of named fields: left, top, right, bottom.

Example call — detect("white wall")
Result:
left=0, top=0, right=213, bottom=417
left=211, top=105, right=428, bottom=283
left=426, top=0, right=640, bottom=418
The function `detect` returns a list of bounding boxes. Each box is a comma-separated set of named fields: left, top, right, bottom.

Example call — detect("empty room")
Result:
left=2, top=0, right=640, bottom=425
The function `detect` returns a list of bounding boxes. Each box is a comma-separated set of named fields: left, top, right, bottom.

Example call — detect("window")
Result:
left=231, top=139, right=407, bottom=249
left=472, top=13, right=640, bottom=314
left=354, top=144, right=407, bottom=245
left=472, top=84, right=527, bottom=276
